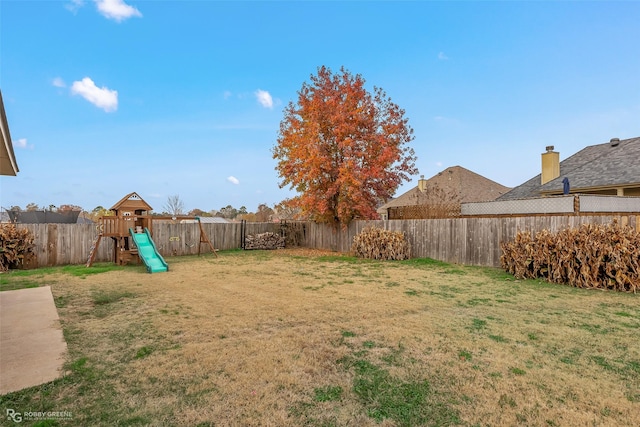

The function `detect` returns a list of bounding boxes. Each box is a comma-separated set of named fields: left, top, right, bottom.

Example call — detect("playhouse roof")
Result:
left=110, top=192, right=153, bottom=213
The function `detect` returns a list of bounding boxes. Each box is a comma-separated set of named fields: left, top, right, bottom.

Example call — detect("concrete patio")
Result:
left=0, top=286, right=68, bottom=395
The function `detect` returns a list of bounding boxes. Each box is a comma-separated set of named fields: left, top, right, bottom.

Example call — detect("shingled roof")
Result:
left=378, top=166, right=510, bottom=212
left=498, top=136, right=640, bottom=200
left=110, top=192, right=153, bottom=213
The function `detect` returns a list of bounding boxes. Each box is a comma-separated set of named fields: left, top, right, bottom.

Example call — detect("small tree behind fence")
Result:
left=388, top=203, right=461, bottom=219
left=388, top=185, right=461, bottom=219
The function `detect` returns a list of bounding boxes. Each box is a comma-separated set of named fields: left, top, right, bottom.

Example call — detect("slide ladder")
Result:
left=129, top=228, right=169, bottom=273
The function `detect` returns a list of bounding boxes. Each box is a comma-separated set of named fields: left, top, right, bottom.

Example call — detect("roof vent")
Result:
left=610, top=138, right=620, bottom=147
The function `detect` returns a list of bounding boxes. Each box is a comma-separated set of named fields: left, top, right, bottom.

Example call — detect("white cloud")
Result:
left=14, top=138, right=30, bottom=149
left=223, top=90, right=233, bottom=100
left=65, top=0, right=85, bottom=14
left=70, top=77, right=118, bottom=112
left=94, top=0, right=142, bottom=22
left=227, top=176, right=240, bottom=185
left=435, top=161, right=443, bottom=168
left=52, top=77, right=66, bottom=88
left=255, top=89, right=273, bottom=109
left=438, top=52, right=449, bottom=60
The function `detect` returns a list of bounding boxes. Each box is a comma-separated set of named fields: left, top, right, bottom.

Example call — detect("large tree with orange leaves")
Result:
left=273, top=66, right=417, bottom=226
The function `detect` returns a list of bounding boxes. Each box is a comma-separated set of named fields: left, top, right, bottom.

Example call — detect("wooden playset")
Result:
left=86, top=192, right=216, bottom=270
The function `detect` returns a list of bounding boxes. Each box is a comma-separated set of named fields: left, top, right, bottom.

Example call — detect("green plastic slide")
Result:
left=129, top=228, right=169, bottom=273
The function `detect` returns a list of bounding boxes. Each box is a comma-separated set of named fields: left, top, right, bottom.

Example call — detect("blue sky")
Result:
left=1, top=0, right=639, bottom=213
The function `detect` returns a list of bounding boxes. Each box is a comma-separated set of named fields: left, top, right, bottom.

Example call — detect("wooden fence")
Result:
left=303, top=215, right=638, bottom=267
left=12, top=214, right=638, bottom=268
left=16, top=222, right=279, bottom=268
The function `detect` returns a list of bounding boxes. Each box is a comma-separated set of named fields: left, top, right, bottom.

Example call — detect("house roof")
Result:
left=0, top=90, right=19, bottom=176
left=378, top=166, right=511, bottom=212
left=110, top=192, right=153, bottom=213
left=195, top=216, right=231, bottom=224
left=498, top=136, right=640, bottom=200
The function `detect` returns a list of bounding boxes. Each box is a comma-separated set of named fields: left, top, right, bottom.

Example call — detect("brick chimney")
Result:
left=541, top=145, right=560, bottom=185
left=418, top=175, right=427, bottom=192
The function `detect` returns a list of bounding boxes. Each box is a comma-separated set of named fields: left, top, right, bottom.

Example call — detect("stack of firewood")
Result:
left=244, top=232, right=285, bottom=250
left=500, top=220, right=639, bottom=292
left=351, top=226, right=411, bottom=260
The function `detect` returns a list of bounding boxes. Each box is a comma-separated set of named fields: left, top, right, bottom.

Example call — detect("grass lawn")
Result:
left=0, top=249, right=638, bottom=426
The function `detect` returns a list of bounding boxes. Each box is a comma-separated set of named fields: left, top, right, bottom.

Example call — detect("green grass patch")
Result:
left=469, top=318, right=487, bottom=331
left=313, top=385, right=343, bottom=402
left=334, top=333, right=460, bottom=426
left=350, top=358, right=459, bottom=426
left=466, top=297, right=491, bottom=306
left=443, top=268, right=467, bottom=275
left=92, top=290, right=136, bottom=305
left=1, top=263, right=125, bottom=292
left=510, top=367, right=526, bottom=376
left=614, top=311, right=633, bottom=318
left=314, top=255, right=365, bottom=263
left=64, top=263, right=124, bottom=277
left=578, top=323, right=615, bottom=335
left=0, top=277, right=41, bottom=292
left=135, top=346, right=154, bottom=359
left=488, top=334, right=509, bottom=343
left=458, top=350, right=472, bottom=361
left=399, top=257, right=451, bottom=268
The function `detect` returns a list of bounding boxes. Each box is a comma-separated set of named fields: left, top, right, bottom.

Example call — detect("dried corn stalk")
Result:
left=0, top=224, right=36, bottom=271
left=501, top=220, right=639, bottom=292
left=351, top=226, right=411, bottom=260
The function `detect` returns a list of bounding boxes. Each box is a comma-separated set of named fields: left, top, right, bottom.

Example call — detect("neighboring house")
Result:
left=0, top=90, right=19, bottom=176
left=180, top=216, right=231, bottom=224
left=7, top=210, right=85, bottom=224
left=499, top=137, right=640, bottom=200
left=197, top=216, right=231, bottom=224
left=2, top=206, right=94, bottom=224
left=76, top=215, right=95, bottom=224
left=377, top=166, right=511, bottom=220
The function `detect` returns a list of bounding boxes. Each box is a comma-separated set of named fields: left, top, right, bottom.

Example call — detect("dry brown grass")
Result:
left=1, top=249, right=639, bottom=426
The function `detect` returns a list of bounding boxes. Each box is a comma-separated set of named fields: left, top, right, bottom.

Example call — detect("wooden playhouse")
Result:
left=87, top=192, right=154, bottom=266
left=87, top=192, right=216, bottom=268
